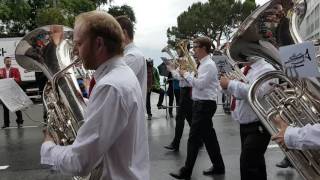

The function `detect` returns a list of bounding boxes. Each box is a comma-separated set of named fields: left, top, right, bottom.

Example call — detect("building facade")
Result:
left=299, top=0, right=320, bottom=40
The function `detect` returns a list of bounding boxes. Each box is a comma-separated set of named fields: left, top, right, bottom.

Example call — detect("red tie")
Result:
left=230, top=65, right=251, bottom=111
left=88, top=78, right=96, bottom=97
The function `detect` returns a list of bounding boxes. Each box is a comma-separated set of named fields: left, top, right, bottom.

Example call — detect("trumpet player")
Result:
left=170, top=36, right=225, bottom=179
left=272, top=116, right=320, bottom=150
left=41, top=11, right=149, bottom=179
left=219, top=56, right=276, bottom=180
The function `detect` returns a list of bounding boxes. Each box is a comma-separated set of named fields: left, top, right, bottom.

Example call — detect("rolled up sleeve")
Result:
left=285, top=124, right=320, bottom=150
left=227, top=80, right=250, bottom=100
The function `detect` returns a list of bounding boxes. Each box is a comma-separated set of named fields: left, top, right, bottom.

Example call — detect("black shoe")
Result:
left=169, top=167, right=191, bottom=180
left=16, top=118, right=24, bottom=125
left=147, top=114, right=152, bottom=120
left=17, top=124, right=23, bottom=128
left=157, top=105, right=167, bottom=109
left=203, top=166, right=225, bottom=175
left=164, top=143, right=179, bottom=151
left=1, top=126, right=8, bottom=129
left=276, top=157, right=293, bottom=168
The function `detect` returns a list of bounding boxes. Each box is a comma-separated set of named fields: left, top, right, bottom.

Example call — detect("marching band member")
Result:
left=220, top=56, right=275, bottom=180
left=116, top=16, right=147, bottom=101
left=272, top=116, right=320, bottom=150
left=164, top=48, right=193, bottom=152
left=170, top=36, right=225, bottom=179
left=40, top=11, right=149, bottom=180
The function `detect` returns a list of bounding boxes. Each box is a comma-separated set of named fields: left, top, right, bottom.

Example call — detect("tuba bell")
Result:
left=161, top=40, right=197, bottom=74
left=15, top=25, right=101, bottom=180
left=176, top=39, right=198, bottom=74
left=161, top=44, right=177, bottom=60
left=229, top=0, right=320, bottom=179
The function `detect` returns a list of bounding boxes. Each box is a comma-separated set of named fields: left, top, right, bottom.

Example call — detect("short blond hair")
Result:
left=75, top=10, right=124, bottom=56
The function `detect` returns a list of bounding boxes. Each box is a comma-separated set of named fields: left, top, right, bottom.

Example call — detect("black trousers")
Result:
left=240, top=121, right=270, bottom=180
left=146, top=88, right=165, bottom=115
left=171, top=87, right=192, bottom=147
left=184, top=100, right=225, bottom=173
left=3, top=104, right=23, bottom=127
left=167, top=87, right=180, bottom=115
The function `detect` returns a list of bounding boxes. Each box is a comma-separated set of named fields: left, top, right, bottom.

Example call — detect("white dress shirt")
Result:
left=184, top=55, right=219, bottom=101
left=285, top=124, right=320, bottom=150
left=41, top=56, right=150, bottom=180
left=124, top=42, right=147, bottom=100
left=170, top=68, right=191, bottom=87
left=227, top=58, right=275, bottom=124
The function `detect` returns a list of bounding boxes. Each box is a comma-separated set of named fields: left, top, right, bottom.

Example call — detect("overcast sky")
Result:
left=103, top=0, right=270, bottom=65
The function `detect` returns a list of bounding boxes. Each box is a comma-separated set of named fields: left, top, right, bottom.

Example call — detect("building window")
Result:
left=315, top=18, right=319, bottom=29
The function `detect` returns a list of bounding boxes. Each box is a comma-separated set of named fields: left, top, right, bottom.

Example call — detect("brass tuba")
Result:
left=161, top=40, right=197, bottom=74
left=176, top=39, right=197, bottom=74
left=15, top=25, right=101, bottom=180
left=229, top=0, right=320, bottom=179
left=161, top=44, right=177, bottom=60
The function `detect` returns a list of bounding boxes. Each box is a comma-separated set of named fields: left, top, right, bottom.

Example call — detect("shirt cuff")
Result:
left=183, top=72, right=193, bottom=82
left=284, top=126, right=300, bottom=149
left=41, top=141, right=57, bottom=165
left=227, top=80, right=236, bottom=94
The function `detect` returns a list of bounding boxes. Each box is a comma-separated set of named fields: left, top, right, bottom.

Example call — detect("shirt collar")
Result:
left=93, top=55, right=122, bottom=82
left=124, top=42, right=135, bottom=53
left=250, top=57, right=265, bottom=70
left=199, top=55, right=210, bottom=64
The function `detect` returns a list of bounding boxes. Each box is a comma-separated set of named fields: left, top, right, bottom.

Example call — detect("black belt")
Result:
left=240, top=121, right=261, bottom=128
left=194, top=100, right=216, bottom=104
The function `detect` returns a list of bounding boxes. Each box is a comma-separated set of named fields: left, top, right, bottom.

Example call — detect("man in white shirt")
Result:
left=116, top=16, right=147, bottom=100
left=41, top=11, right=149, bottom=180
left=220, top=57, right=275, bottom=180
left=272, top=116, right=320, bottom=150
left=170, top=37, right=225, bottom=179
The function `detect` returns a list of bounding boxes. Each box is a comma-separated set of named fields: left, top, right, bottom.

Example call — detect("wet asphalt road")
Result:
left=0, top=94, right=302, bottom=180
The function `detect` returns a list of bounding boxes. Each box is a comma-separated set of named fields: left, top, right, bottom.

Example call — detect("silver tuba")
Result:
left=229, top=0, right=320, bottom=179
left=15, top=25, right=101, bottom=180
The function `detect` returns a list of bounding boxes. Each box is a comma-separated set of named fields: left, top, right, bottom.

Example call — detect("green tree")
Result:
left=0, top=0, right=112, bottom=37
left=0, top=0, right=32, bottom=37
left=35, top=8, right=67, bottom=27
left=36, top=0, right=95, bottom=27
left=108, top=5, right=136, bottom=23
left=241, top=0, right=257, bottom=21
left=167, top=0, right=256, bottom=48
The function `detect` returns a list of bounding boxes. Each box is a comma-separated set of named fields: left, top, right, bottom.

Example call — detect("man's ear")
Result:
left=95, top=36, right=104, bottom=50
left=123, top=29, right=128, bottom=38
